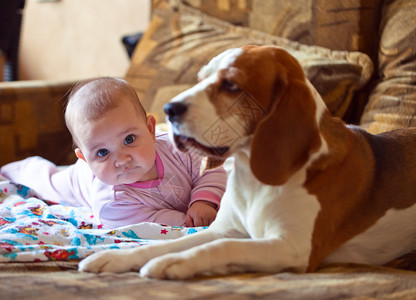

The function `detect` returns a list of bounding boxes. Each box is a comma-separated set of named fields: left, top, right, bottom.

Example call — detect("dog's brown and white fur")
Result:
left=79, top=45, right=416, bottom=279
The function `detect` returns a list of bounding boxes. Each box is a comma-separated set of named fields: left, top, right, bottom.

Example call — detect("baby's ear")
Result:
left=146, top=114, right=157, bottom=140
left=75, top=148, right=86, bottom=161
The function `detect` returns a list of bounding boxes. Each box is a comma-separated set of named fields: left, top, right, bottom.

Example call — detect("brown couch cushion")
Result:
left=361, top=0, right=416, bottom=133
left=126, top=0, right=373, bottom=123
left=0, top=81, right=76, bottom=166
left=183, top=0, right=383, bottom=57
left=360, top=0, right=416, bottom=134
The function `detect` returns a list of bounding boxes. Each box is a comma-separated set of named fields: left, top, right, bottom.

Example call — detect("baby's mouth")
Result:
left=120, top=165, right=135, bottom=174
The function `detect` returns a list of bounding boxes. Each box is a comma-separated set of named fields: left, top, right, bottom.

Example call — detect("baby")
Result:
left=1, top=77, right=227, bottom=228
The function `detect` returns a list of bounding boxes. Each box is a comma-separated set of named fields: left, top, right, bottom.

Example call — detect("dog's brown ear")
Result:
left=250, top=74, right=321, bottom=186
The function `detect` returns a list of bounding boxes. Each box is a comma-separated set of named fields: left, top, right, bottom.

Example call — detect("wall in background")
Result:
left=18, top=0, right=150, bottom=81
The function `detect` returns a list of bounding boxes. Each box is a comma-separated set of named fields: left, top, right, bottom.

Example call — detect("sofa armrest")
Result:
left=0, top=80, right=78, bottom=166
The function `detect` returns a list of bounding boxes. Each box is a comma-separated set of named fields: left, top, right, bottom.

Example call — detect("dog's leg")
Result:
left=140, top=237, right=309, bottom=279
left=78, top=229, right=222, bottom=273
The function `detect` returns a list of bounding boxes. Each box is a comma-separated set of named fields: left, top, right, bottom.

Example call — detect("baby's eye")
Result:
left=124, top=134, right=135, bottom=145
left=97, top=149, right=109, bottom=157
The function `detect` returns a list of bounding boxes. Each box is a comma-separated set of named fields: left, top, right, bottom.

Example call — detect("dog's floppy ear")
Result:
left=250, top=65, right=321, bottom=186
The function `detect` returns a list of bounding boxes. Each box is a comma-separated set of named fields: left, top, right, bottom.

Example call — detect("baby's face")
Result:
left=74, top=100, right=157, bottom=185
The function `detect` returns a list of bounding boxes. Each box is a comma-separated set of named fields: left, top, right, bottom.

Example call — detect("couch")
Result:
left=1, top=0, right=416, bottom=298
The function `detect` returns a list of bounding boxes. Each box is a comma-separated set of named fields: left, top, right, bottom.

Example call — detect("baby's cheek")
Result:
left=92, top=164, right=116, bottom=185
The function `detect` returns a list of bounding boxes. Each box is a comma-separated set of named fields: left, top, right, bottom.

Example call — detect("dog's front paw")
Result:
left=140, top=253, right=197, bottom=280
left=79, top=249, right=142, bottom=273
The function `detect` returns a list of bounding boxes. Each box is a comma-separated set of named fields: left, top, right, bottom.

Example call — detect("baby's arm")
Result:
left=97, top=190, right=188, bottom=228
left=186, top=159, right=228, bottom=227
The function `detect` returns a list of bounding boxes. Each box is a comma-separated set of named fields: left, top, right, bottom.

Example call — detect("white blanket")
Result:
left=0, top=181, right=205, bottom=262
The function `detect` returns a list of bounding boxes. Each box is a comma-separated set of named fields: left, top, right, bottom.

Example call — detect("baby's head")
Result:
left=65, top=77, right=146, bottom=146
left=65, top=77, right=158, bottom=185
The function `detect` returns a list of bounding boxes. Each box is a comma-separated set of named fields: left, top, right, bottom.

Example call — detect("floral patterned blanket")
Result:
left=0, top=181, right=204, bottom=262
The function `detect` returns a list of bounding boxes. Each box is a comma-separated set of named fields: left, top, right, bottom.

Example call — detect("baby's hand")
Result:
left=185, top=201, right=217, bottom=227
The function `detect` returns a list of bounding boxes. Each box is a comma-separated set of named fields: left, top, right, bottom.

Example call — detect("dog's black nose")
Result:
left=164, top=102, right=188, bottom=122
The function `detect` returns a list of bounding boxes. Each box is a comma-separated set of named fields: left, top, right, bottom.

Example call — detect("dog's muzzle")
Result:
left=164, top=102, right=229, bottom=158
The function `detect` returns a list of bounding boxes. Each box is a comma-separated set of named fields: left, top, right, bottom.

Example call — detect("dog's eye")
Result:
left=221, top=79, right=240, bottom=93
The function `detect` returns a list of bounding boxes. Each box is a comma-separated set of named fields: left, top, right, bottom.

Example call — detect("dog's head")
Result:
left=164, top=45, right=322, bottom=185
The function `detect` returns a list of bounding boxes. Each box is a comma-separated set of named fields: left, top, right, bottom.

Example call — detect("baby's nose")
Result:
left=115, top=154, right=132, bottom=167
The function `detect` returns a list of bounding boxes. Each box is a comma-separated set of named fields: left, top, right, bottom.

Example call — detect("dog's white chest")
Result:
left=214, top=150, right=321, bottom=243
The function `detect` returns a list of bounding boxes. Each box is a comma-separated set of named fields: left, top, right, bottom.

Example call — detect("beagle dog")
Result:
left=79, top=45, right=416, bottom=279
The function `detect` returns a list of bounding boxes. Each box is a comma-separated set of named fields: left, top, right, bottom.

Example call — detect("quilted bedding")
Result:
left=0, top=181, right=204, bottom=263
